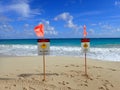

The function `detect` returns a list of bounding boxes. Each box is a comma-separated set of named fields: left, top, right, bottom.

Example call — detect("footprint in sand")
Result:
left=108, top=68, right=117, bottom=71
left=98, top=86, right=105, bottom=90
left=0, top=79, right=74, bottom=90
left=96, top=75, right=101, bottom=79
left=61, top=72, right=69, bottom=77
left=78, top=80, right=88, bottom=87
left=76, top=65, right=80, bottom=67
left=55, top=65, right=59, bottom=67
left=104, top=80, right=114, bottom=87
left=13, top=84, right=16, bottom=87
left=58, top=81, right=69, bottom=85
left=65, top=65, right=69, bottom=67
left=70, top=64, right=75, bottom=67
left=93, top=66, right=103, bottom=69
left=70, top=74, right=75, bottom=78
left=23, top=86, right=36, bottom=90
left=67, top=87, right=71, bottom=89
left=23, top=87, right=29, bottom=90
left=79, top=83, right=88, bottom=87
left=29, top=86, right=36, bottom=90
left=99, top=80, right=114, bottom=90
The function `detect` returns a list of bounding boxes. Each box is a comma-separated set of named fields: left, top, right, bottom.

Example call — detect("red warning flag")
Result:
left=34, top=24, right=44, bottom=37
left=83, top=25, right=87, bottom=37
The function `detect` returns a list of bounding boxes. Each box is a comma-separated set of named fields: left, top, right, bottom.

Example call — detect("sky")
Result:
left=0, top=0, right=120, bottom=39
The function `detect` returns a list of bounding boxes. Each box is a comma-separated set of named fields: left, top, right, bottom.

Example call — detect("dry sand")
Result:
left=0, top=56, right=120, bottom=90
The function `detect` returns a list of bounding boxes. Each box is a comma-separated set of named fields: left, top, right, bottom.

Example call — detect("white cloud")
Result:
left=91, top=23, right=97, bottom=26
left=0, top=20, right=58, bottom=39
left=0, top=16, right=12, bottom=23
left=89, top=29, right=95, bottom=34
left=0, top=22, right=36, bottom=39
left=9, top=2, right=31, bottom=17
left=101, top=24, right=112, bottom=30
left=109, top=15, right=120, bottom=18
left=24, top=23, right=30, bottom=28
left=68, top=0, right=82, bottom=4
left=0, top=23, right=14, bottom=31
left=12, top=0, right=29, bottom=3
left=80, top=11, right=102, bottom=16
left=91, top=22, right=113, bottom=30
left=75, top=11, right=102, bottom=18
left=116, top=28, right=120, bottom=32
left=23, top=27, right=35, bottom=37
left=93, top=22, right=120, bottom=34
left=39, top=20, right=58, bottom=35
left=54, top=12, right=80, bottom=30
left=115, top=1, right=120, bottom=7
left=0, top=0, right=41, bottom=17
left=54, top=12, right=73, bottom=21
left=65, top=0, right=82, bottom=7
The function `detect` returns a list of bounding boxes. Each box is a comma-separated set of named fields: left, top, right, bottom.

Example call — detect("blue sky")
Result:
left=0, top=0, right=120, bottom=39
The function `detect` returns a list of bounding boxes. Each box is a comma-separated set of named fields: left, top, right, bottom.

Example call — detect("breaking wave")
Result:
left=0, top=45, right=120, bottom=61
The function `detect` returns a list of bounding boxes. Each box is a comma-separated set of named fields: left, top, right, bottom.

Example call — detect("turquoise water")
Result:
left=0, top=38, right=120, bottom=61
left=0, top=38, right=120, bottom=47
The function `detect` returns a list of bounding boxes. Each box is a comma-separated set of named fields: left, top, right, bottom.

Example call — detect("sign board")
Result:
left=81, top=38, right=90, bottom=52
left=37, top=39, right=50, bottom=55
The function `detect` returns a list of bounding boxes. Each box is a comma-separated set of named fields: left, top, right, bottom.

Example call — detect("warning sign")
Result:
left=41, top=43, right=47, bottom=49
left=81, top=38, right=90, bottom=52
left=83, top=43, right=88, bottom=49
left=38, top=39, right=50, bottom=55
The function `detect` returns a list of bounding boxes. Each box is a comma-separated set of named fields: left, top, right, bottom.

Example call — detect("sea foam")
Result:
left=0, top=45, right=120, bottom=61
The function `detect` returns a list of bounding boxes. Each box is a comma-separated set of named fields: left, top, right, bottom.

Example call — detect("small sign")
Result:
left=81, top=38, right=90, bottom=52
left=38, top=39, right=50, bottom=55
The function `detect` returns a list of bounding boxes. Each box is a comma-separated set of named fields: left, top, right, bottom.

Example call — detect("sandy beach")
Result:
left=0, top=56, right=120, bottom=90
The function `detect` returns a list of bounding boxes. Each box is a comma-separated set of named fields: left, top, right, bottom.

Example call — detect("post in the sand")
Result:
left=81, top=25, right=90, bottom=76
left=37, top=39, right=50, bottom=81
left=85, top=52, right=87, bottom=76
left=43, top=49, right=46, bottom=81
left=34, top=24, right=49, bottom=81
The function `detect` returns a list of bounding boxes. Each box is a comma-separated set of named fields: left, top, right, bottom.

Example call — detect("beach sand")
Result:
left=0, top=56, right=120, bottom=90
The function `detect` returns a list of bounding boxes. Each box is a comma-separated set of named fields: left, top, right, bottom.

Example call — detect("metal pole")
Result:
left=85, top=52, right=87, bottom=76
left=42, top=50, right=46, bottom=81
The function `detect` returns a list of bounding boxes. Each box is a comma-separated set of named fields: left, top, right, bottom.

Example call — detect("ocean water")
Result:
left=0, top=38, right=120, bottom=61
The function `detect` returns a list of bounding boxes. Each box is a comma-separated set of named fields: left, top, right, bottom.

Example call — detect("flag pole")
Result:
left=42, top=26, right=46, bottom=81
left=34, top=24, right=46, bottom=81
left=83, top=25, right=88, bottom=77
left=84, top=36, right=87, bottom=76
left=85, top=51, right=87, bottom=76
left=42, top=47, right=46, bottom=81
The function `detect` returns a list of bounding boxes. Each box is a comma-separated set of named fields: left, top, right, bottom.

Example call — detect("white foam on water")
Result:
left=88, top=48, right=120, bottom=61
left=50, top=46, right=120, bottom=61
left=0, top=45, right=38, bottom=56
left=0, top=45, right=120, bottom=61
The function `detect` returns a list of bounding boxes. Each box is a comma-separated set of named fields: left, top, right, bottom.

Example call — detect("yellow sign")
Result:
left=83, top=43, right=88, bottom=49
left=41, top=43, right=47, bottom=49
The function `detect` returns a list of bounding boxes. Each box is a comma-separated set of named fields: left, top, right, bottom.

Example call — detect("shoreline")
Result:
left=0, top=56, right=120, bottom=90
left=0, top=55, right=120, bottom=63
left=1, top=55, right=120, bottom=62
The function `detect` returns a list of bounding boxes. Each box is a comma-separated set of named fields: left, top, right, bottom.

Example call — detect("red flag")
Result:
left=34, top=24, right=44, bottom=37
left=83, top=25, right=87, bottom=37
